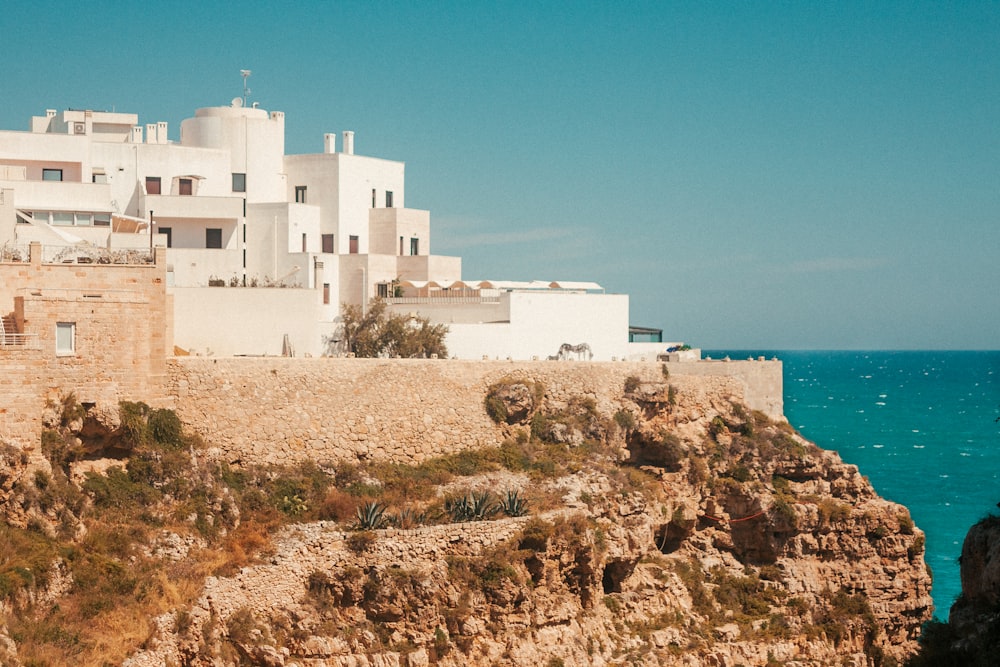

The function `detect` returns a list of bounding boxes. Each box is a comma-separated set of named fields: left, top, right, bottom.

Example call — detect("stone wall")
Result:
left=167, top=357, right=782, bottom=467
left=0, top=243, right=170, bottom=447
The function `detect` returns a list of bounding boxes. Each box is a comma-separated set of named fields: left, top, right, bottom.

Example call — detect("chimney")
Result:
left=324, top=133, right=337, bottom=154
left=131, top=126, right=143, bottom=143
left=342, top=130, right=354, bottom=155
left=46, top=109, right=56, bottom=118
left=157, top=121, right=168, bottom=144
left=146, top=124, right=156, bottom=144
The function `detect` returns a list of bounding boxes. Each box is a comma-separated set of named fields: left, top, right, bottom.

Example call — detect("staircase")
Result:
left=1, top=313, right=17, bottom=345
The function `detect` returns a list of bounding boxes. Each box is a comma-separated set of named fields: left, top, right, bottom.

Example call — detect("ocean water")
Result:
left=705, top=350, right=1000, bottom=619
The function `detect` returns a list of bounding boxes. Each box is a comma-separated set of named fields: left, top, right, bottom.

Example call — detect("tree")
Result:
left=337, top=298, right=448, bottom=358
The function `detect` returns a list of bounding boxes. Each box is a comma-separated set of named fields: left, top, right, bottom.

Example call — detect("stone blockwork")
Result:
left=0, top=243, right=171, bottom=448
left=167, top=357, right=781, bottom=467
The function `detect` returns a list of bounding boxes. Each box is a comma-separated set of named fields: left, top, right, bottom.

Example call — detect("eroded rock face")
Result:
left=949, top=515, right=1000, bottom=643
left=122, top=388, right=932, bottom=667
left=487, top=381, right=538, bottom=425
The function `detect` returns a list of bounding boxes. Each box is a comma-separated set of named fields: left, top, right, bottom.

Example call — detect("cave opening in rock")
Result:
left=602, top=559, right=636, bottom=594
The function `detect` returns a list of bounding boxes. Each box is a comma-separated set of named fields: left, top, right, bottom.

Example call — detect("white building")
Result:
left=0, top=99, right=684, bottom=361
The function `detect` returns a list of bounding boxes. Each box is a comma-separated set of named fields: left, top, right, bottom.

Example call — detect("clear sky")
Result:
left=2, top=1, right=997, bottom=349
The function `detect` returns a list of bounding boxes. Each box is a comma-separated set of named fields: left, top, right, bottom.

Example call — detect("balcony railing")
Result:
left=0, top=333, right=41, bottom=349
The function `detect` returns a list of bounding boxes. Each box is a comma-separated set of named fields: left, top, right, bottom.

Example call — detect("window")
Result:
left=232, top=172, right=246, bottom=192
left=56, top=322, right=75, bottom=355
left=323, top=283, right=330, bottom=305
left=92, top=172, right=107, bottom=184
left=75, top=213, right=93, bottom=226
left=302, top=233, right=307, bottom=252
left=52, top=212, right=74, bottom=226
left=94, top=213, right=111, bottom=227
left=42, top=168, right=63, bottom=182
left=385, top=191, right=394, bottom=208
left=206, top=228, right=222, bottom=249
left=377, top=283, right=389, bottom=298
left=295, top=186, right=307, bottom=203
left=159, top=227, right=172, bottom=248
left=349, top=235, right=359, bottom=254
left=372, top=188, right=376, bottom=208
left=179, top=178, right=193, bottom=195
left=145, top=177, right=161, bottom=195
left=399, top=236, right=404, bottom=255
left=410, top=238, right=419, bottom=256
left=322, top=234, right=334, bottom=253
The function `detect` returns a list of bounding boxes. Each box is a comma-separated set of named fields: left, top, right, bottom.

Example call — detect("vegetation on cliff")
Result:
left=0, top=372, right=933, bottom=666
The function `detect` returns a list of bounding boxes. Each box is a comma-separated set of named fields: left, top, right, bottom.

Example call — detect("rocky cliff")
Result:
left=1, top=370, right=932, bottom=666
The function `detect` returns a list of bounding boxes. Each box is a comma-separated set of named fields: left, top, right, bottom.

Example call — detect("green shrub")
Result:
left=148, top=409, right=183, bottom=449
left=118, top=401, right=151, bottom=447
left=613, top=410, right=636, bottom=430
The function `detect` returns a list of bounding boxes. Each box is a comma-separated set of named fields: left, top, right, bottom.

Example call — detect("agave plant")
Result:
left=468, top=490, right=499, bottom=521
left=499, top=488, right=529, bottom=517
left=445, top=494, right=473, bottom=523
left=356, top=500, right=389, bottom=530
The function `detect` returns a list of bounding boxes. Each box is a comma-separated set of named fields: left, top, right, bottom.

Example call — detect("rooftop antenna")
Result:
left=240, top=69, right=252, bottom=106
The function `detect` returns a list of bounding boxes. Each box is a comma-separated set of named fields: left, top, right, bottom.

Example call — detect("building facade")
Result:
left=0, top=100, right=678, bottom=361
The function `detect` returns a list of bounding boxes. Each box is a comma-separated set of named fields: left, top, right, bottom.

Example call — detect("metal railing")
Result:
left=0, top=333, right=41, bottom=349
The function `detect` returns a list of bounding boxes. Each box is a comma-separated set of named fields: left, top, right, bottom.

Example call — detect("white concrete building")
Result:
left=0, top=99, right=682, bottom=361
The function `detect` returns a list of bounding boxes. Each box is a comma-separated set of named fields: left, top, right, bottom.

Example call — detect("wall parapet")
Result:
left=166, top=357, right=782, bottom=468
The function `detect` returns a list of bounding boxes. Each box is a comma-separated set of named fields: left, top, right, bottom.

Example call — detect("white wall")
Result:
left=438, top=291, right=629, bottom=361
left=171, top=286, right=324, bottom=356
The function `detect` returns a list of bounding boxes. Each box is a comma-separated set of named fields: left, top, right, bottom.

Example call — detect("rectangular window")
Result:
left=377, top=283, right=389, bottom=299
left=323, top=283, right=330, bottom=305
left=232, top=172, right=246, bottom=192
left=349, top=235, right=359, bottom=254
left=52, top=212, right=74, bottom=226
left=94, top=213, right=111, bottom=227
left=385, top=191, right=394, bottom=208
left=179, top=178, right=193, bottom=195
left=206, top=228, right=222, bottom=249
left=145, top=177, right=161, bottom=194
left=371, top=188, right=376, bottom=208
left=42, top=168, right=63, bottom=182
left=56, top=322, right=75, bottom=355
left=92, top=172, right=107, bottom=184
left=159, top=227, right=172, bottom=248
left=302, top=233, right=307, bottom=252
left=295, top=186, right=307, bottom=203
left=410, top=237, right=419, bottom=256
left=399, top=236, right=404, bottom=255
left=322, top=234, right=334, bottom=253
left=75, top=213, right=93, bottom=226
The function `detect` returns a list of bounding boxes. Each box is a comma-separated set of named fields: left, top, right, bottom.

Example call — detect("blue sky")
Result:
left=2, top=1, right=997, bottom=349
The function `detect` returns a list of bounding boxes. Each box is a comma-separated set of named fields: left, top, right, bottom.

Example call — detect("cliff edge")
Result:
left=1, top=368, right=932, bottom=666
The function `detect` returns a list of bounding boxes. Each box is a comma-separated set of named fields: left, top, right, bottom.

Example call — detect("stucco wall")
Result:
left=166, top=357, right=782, bottom=468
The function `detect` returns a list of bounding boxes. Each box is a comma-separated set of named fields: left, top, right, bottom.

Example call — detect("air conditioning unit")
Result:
left=74, top=122, right=85, bottom=134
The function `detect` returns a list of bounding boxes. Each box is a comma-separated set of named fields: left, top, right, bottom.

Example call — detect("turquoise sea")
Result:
left=705, top=350, right=1000, bottom=619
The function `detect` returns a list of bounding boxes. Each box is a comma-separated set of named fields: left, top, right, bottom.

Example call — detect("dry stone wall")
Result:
left=166, top=357, right=782, bottom=467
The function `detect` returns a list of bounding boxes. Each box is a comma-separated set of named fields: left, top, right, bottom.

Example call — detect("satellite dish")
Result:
left=231, top=97, right=243, bottom=108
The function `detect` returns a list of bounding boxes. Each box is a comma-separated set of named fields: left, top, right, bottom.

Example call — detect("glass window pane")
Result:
left=56, top=322, right=75, bottom=353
